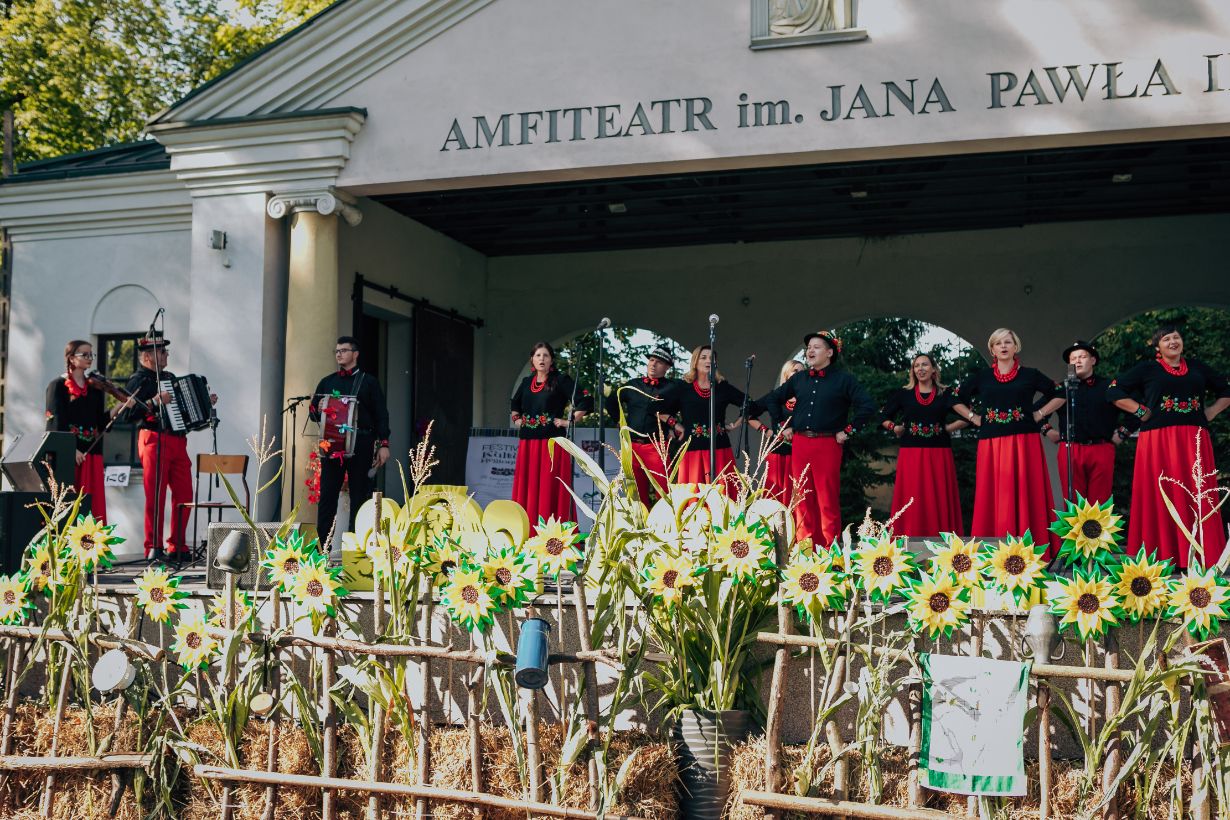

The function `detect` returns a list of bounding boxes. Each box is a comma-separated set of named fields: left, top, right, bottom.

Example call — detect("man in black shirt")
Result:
left=605, top=345, right=677, bottom=505
left=310, top=336, right=391, bottom=547
left=1036, top=340, right=1135, bottom=504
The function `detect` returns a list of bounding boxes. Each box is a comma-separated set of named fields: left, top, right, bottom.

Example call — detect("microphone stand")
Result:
left=149, top=311, right=167, bottom=564
left=1063, top=366, right=1077, bottom=502
left=567, top=338, right=580, bottom=442
left=738, top=355, right=755, bottom=471
left=596, top=327, right=606, bottom=473
left=708, top=320, right=718, bottom=481
left=282, top=396, right=311, bottom=521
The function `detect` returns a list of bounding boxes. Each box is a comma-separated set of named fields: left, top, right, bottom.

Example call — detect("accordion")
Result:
left=159, top=374, right=213, bottom=433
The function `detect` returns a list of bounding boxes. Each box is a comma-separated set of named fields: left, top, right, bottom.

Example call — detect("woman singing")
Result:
left=881, top=353, right=965, bottom=538
left=951, top=329, right=1058, bottom=554
left=661, top=345, right=757, bottom=496
left=1107, top=325, right=1230, bottom=569
left=510, top=342, right=591, bottom=527
left=758, top=359, right=804, bottom=504
left=45, top=340, right=110, bottom=522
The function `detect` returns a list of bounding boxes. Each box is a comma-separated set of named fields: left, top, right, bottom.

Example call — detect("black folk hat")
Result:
left=648, top=345, right=675, bottom=365
left=137, top=332, right=170, bottom=351
left=1061, top=340, right=1098, bottom=363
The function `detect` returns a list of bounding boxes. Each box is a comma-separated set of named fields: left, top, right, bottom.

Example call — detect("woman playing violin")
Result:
left=45, top=340, right=115, bottom=522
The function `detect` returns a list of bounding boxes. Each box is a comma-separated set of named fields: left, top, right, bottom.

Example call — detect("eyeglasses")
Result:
left=73, top=352, right=96, bottom=360
left=334, top=348, right=356, bottom=355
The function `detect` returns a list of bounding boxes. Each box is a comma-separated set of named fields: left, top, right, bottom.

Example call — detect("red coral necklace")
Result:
left=914, top=384, right=937, bottom=406
left=530, top=374, right=548, bottom=393
left=1156, top=356, right=1188, bottom=377
left=993, top=358, right=1020, bottom=383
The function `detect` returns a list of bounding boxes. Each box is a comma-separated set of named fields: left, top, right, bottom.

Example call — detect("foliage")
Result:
left=553, top=326, right=683, bottom=428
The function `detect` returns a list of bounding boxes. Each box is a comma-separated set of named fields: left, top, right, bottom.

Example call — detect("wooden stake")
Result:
left=0, top=641, right=24, bottom=808
left=570, top=576, right=602, bottom=811
left=321, top=616, right=337, bottom=820
left=762, top=531, right=792, bottom=819
left=741, top=789, right=955, bottom=818
left=220, top=573, right=237, bottom=820
left=966, top=613, right=985, bottom=819
left=906, top=635, right=923, bottom=808
left=415, top=580, right=434, bottom=820
left=466, top=664, right=485, bottom=820
left=40, top=599, right=81, bottom=817
left=1101, top=630, right=1121, bottom=820
left=262, top=588, right=282, bottom=820
left=105, top=603, right=142, bottom=814
left=368, top=494, right=386, bottom=820
left=525, top=686, right=543, bottom=802
left=1037, top=681, right=1051, bottom=820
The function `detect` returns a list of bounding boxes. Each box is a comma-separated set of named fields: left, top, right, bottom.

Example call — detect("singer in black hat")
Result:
left=605, top=344, right=678, bottom=505
left=1034, top=340, right=1136, bottom=505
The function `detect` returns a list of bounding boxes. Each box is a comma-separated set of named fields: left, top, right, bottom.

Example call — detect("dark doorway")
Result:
left=413, top=307, right=474, bottom=486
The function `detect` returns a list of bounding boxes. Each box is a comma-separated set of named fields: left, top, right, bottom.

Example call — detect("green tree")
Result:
left=553, top=327, right=682, bottom=427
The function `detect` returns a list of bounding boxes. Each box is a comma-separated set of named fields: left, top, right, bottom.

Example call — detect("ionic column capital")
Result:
left=267, top=189, right=362, bottom=227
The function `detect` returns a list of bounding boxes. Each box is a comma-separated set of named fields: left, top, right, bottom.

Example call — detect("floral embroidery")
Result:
left=907, top=422, right=945, bottom=438
left=521, top=413, right=554, bottom=429
left=68, top=424, right=99, bottom=442
left=691, top=423, right=721, bottom=438
left=1161, top=395, right=1202, bottom=414
left=983, top=407, right=1025, bottom=424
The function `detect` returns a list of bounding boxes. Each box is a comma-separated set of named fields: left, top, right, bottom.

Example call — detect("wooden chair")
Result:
left=178, top=454, right=250, bottom=559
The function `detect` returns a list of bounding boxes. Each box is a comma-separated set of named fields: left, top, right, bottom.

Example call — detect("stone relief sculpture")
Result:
left=770, top=0, right=839, bottom=35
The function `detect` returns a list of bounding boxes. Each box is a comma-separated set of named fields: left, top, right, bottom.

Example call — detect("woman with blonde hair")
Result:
left=880, top=353, right=965, bottom=537
left=951, top=329, right=1058, bottom=554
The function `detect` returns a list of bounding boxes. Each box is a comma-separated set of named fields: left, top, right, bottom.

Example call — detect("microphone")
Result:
left=1066, top=362, right=1078, bottom=383
left=596, top=317, right=611, bottom=331
left=147, top=307, right=165, bottom=339
left=709, top=314, right=720, bottom=327
left=745, top=354, right=756, bottom=367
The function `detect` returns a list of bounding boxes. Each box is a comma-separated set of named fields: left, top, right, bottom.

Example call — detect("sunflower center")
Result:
left=80, top=535, right=95, bottom=551
left=186, top=633, right=201, bottom=649
left=951, top=554, right=972, bottom=573
left=495, top=568, right=513, bottom=585
left=306, top=579, right=324, bottom=598
left=1077, top=593, right=1100, bottom=614
left=662, top=570, right=679, bottom=588
left=1004, top=555, right=1026, bottom=575
left=1191, top=587, right=1213, bottom=609
left=389, top=546, right=402, bottom=564
left=1130, top=576, right=1152, bottom=597
left=461, top=585, right=479, bottom=604
left=38, top=561, right=49, bottom=576
left=283, top=558, right=300, bottom=574
left=730, top=540, right=751, bottom=559
left=150, top=588, right=166, bottom=603
left=2, top=591, right=14, bottom=605
left=441, top=560, right=456, bottom=574
left=873, top=556, right=893, bottom=577
left=545, top=538, right=565, bottom=556
left=799, top=572, right=820, bottom=593
left=1080, top=520, right=1103, bottom=539
left=929, top=592, right=950, bottom=613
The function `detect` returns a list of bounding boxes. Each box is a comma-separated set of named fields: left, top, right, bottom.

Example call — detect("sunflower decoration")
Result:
left=481, top=546, right=540, bottom=608
left=206, top=589, right=256, bottom=628
left=290, top=557, right=348, bottom=619
left=134, top=566, right=188, bottom=624
left=711, top=518, right=776, bottom=582
left=421, top=534, right=467, bottom=587
left=1046, top=570, right=1122, bottom=641
left=779, top=549, right=846, bottom=621
left=361, top=524, right=415, bottom=581
left=24, top=538, right=62, bottom=595
left=927, top=533, right=985, bottom=589
left=62, top=514, right=120, bottom=572
left=902, top=569, right=971, bottom=639
left=644, top=553, right=698, bottom=608
left=1111, top=550, right=1173, bottom=623
left=262, top=530, right=320, bottom=593
left=0, top=574, right=34, bottom=625
left=981, top=532, right=1048, bottom=606
left=441, top=565, right=501, bottom=632
left=1168, top=569, right=1230, bottom=641
left=849, top=535, right=915, bottom=603
left=1049, top=495, right=1124, bottom=571
left=171, top=614, right=219, bottom=671
left=525, top=517, right=584, bottom=580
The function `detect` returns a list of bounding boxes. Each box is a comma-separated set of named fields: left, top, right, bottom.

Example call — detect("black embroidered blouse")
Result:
left=659, top=380, right=760, bottom=451
left=45, top=378, right=109, bottom=454
left=881, top=387, right=956, bottom=449
left=952, top=366, right=1055, bottom=440
left=605, top=377, right=678, bottom=440
left=510, top=373, right=593, bottom=440
left=1105, top=358, right=1230, bottom=432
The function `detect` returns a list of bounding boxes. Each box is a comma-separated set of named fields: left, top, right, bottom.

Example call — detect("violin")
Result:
left=85, top=371, right=151, bottom=411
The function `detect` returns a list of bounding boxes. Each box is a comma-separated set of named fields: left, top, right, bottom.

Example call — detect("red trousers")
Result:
left=1056, top=442, right=1115, bottom=505
left=791, top=435, right=843, bottom=547
left=138, top=430, right=192, bottom=555
left=75, top=452, right=107, bottom=524
left=629, top=441, right=668, bottom=507
left=763, top=452, right=792, bottom=504
left=512, top=439, right=576, bottom=526
left=677, top=447, right=737, bottom=497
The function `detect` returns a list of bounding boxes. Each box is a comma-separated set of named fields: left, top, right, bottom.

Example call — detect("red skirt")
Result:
left=891, top=447, right=962, bottom=538
left=676, top=447, right=737, bottom=496
left=763, top=452, right=792, bottom=504
left=1127, top=426, right=1226, bottom=569
left=75, top=452, right=107, bottom=524
left=512, top=439, right=575, bottom=526
left=971, top=433, right=1058, bottom=556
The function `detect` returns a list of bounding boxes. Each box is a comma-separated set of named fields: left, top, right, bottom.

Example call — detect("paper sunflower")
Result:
left=1111, top=550, right=1172, bottom=623
left=24, top=538, right=61, bottom=594
left=850, top=536, right=915, bottom=603
left=363, top=527, right=414, bottom=581
left=525, top=517, right=584, bottom=579
left=441, top=566, right=500, bottom=632
left=0, top=575, right=34, bottom=625
left=1168, top=569, right=1230, bottom=641
left=711, top=519, right=775, bottom=581
left=134, top=567, right=188, bottom=624
left=644, top=553, right=698, bottom=607
left=779, top=550, right=846, bottom=620
left=1050, top=495, right=1124, bottom=570
left=481, top=546, right=539, bottom=608
left=1047, top=570, right=1122, bottom=641
left=207, top=589, right=255, bottom=628
left=981, top=533, right=1048, bottom=605
left=290, top=559, right=348, bottom=618
left=262, top=530, right=320, bottom=592
left=171, top=615, right=219, bottom=671
left=903, top=569, right=971, bottom=638
left=927, top=533, right=985, bottom=589
left=421, top=534, right=465, bottom=587
left=62, top=514, right=118, bottom=571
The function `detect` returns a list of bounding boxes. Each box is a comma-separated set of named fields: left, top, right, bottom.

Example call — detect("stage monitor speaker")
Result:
left=0, top=491, right=91, bottom=575
left=1, top=432, right=77, bottom=492
left=205, top=521, right=317, bottom=591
